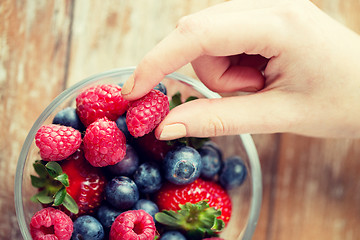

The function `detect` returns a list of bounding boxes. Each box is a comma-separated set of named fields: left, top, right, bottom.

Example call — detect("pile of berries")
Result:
left=29, top=83, right=248, bottom=240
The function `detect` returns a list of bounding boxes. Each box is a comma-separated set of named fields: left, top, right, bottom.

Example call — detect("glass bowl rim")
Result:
left=14, top=66, right=262, bottom=240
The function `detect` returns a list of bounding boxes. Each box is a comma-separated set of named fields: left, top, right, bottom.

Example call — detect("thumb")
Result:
left=155, top=91, right=299, bottom=140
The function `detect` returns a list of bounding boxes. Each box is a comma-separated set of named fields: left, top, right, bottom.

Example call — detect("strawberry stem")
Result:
left=155, top=200, right=225, bottom=239
left=31, top=160, right=79, bottom=214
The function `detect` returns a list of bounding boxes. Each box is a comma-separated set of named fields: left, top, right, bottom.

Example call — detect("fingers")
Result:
left=155, top=90, right=300, bottom=140
left=121, top=5, right=285, bottom=100
left=191, top=55, right=265, bottom=93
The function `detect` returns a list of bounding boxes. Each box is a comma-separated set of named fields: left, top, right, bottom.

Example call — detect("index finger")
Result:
left=121, top=5, right=284, bottom=100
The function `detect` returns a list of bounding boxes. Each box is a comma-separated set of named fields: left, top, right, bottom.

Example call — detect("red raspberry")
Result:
left=83, top=117, right=126, bottom=167
left=126, top=89, right=169, bottom=137
left=110, top=210, right=156, bottom=240
left=30, top=207, right=73, bottom=240
left=76, top=84, right=129, bottom=126
left=35, top=124, right=82, bottom=161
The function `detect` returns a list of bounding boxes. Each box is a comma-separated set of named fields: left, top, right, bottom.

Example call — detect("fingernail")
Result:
left=121, top=75, right=135, bottom=95
left=159, top=123, right=187, bottom=140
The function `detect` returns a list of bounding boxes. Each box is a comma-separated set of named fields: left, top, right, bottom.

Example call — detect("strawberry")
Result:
left=83, top=117, right=126, bottom=167
left=110, top=210, right=156, bottom=240
left=31, top=149, right=107, bottom=219
left=134, top=131, right=175, bottom=162
left=35, top=124, right=82, bottom=161
left=126, top=89, right=169, bottom=137
left=76, top=84, right=129, bottom=126
left=155, top=178, right=232, bottom=225
left=60, top=148, right=107, bottom=218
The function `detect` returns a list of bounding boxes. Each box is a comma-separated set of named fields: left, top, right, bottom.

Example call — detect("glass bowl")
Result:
left=15, top=66, right=262, bottom=240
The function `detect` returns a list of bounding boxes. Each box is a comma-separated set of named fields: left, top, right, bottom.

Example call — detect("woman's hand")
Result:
left=121, top=0, right=360, bottom=140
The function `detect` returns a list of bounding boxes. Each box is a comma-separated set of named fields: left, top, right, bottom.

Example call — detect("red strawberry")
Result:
left=110, top=210, right=156, bottom=240
left=60, top=148, right=107, bottom=218
left=155, top=178, right=232, bottom=224
left=126, top=89, right=169, bottom=137
left=134, top=131, right=175, bottom=162
left=31, top=149, right=107, bottom=220
left=30, top=207, right=73, bottom=240
left=35, top=124, right=82, bottom=161
left=83, top=117, right=126, bottom=167
left=76, top=84, right=129, bottom=126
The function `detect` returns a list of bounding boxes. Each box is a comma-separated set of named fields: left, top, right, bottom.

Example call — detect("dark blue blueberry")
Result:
left=105, top=176, right=139, bottom=210
left=203, top=141, right=223, bottom=160
left=71, top=215, right=104, bottom=240
left=133, top=162, right=162, bottom=194
left=163, top=146, right=202, bottom=185
left=160, top=230, right=187, bottom=240
left=133, top=199, right=159, bottom=220
left=106, top=144, right=139, bottom=177
left=96, top=203, right=122, bottom=232
left=115, top=114, right=132, bottom=140
left=153, top=82, right=167, bottom=95
left=198, top=144, right=223, bottom=180
left=219, top=156, right=247, bottom=190
left=52, top=107, right=85, bottom=132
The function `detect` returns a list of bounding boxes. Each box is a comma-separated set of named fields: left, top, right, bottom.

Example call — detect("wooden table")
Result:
left=1, top=0, right=360, bottom=239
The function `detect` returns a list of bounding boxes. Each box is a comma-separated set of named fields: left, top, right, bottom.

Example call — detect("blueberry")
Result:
left=133, top=162, right=162, bottom=194
left=203, top=141, right=223, bottom=160
left=52, top=107, right=85, bottom=132
left=198, top=144, right=223, bottom=180
left=219, top=156, right=247, bottom=190
left=163, top=146, right=202, bottom=185
left=160, top=230, right=187, bottom=240
left=106, top=144, right=139, bottom=177
left=153, top=82, right=167, bottom=95
left=96, top=203, right=122, bottom=232
left=105, top=176, right=139, bottom=210
left=133, top=199, right=159, bottom=220
left=72, top=215, right=104, bottom=240
left=115, top=114, right=132, bottom=140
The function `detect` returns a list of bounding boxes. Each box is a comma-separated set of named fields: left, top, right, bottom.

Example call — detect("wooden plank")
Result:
left=269, top=135, right=360, bottom=240
left=266, top=1, right=360, bottom=239
left=0, top=0, right=73, bottom=238
left=66, top=0, right=227, bottom=87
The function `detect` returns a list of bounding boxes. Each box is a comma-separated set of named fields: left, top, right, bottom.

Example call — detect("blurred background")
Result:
left=1, top=0, right=360, bottom=239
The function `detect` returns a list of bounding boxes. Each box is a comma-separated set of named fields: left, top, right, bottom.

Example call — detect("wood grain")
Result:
left=0, top=0, right=73, bottom=238
left=1, top=0, right=360, bottom=239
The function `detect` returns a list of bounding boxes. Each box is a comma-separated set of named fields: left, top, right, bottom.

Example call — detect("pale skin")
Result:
left=121, top=0, right=360, bottom=140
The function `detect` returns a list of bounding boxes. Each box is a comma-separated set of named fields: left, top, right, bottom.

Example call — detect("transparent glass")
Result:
left=15, top=67, right=262, bottom=240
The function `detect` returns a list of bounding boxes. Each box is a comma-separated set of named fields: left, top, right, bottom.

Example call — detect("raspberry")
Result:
left=76, top=84, right=129, bottom=126
left=83, top=117, right=126, bottom=167
left=110, top=210, right=156, bottom=240
left=35, top=124, right=82, bottom=161
left=126, top=89, right=169, bottom=137
left=30, top=207, right=73, bottom=240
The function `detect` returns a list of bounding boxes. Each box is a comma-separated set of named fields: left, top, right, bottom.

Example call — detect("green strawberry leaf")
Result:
left=63, top=193, right=79, bottom=214
left=54, top=173, right=69, bottom=187
left=185, top=96, right=198, bottom=102
left=45, top=162, right=63, bottom=178
left=31, top=175, right=46, bottom=188
left=169, top=91, right=182, bottom=110
left=155, top=200, right=224, bottom=239
left=187, top=137, right=210, bottom=150
left=32, top=190, right=53, bottom=204
left=33, top=160, right=49, bottom=178
left=53, top=187, right=67, bottom=206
